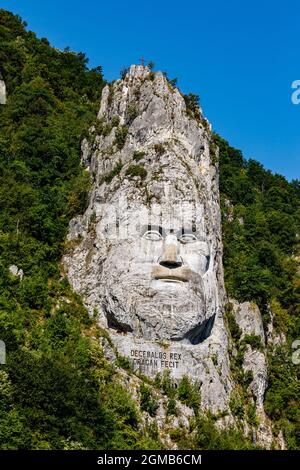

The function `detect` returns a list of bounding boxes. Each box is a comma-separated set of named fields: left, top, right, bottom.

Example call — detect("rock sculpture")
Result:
left=64, top=66, right=252, bottom=413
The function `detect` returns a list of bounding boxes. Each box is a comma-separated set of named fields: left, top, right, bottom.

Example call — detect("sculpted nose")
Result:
left=159, top=234, right=182, bottom=269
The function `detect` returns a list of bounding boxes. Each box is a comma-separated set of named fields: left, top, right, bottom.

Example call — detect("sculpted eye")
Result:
left=143, top=230, right=162, bottom=241
left=178, top=233, right=197, bottom=244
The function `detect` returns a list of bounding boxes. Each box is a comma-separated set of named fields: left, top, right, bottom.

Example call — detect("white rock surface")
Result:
left=64, top=65, right=232, bottom=412
left=231, top=300, right=265, bottom=344
left=231, top=300, right=268, bottom=406
left=243, top=346, right=267, bottom=406
left=9, top=264, right=23, bottom=280
left=0, top=78, right=6, bottom=105
left=63, top=66, right=284, bottom=443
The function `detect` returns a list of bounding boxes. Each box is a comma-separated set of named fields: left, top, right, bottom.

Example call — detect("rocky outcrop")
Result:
left=231, top=300, right=267, bottom=406
left=231, top=301, right=265, bottom=343
left=63, top=65, right=284, bottom=446
left=64, top=64, right=232, bottom=413
left=0, top=76, right=6, bottom=104
left=266, top=310, right=286, bottom=347
left=230, top=300, right=285, bottom=449
left=9, top=264, right=24, bottom=280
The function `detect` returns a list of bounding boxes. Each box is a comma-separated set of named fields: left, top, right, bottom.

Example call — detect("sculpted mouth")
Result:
left=152, top=265, right=192, bottom=283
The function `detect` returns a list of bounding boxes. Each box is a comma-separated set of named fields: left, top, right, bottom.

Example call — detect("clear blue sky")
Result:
left=2, top=0, right=299, bottom=180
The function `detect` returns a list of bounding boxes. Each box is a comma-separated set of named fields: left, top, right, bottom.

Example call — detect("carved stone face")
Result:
left=64, top=67, right=223, bottom=344
left=96, top=189, right=219, bottom=344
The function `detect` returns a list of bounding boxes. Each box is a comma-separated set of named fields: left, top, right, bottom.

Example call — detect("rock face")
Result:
left=62, top=66, right=284, bottom=446
left=0, top=76, right=6, bottom=105
left=231, top=301, right=265, bottom=343
left=63, top=65, right=233, bottom=412
left=9, top=264, right=24, bottom=280
left=230, top=300, right=284, bottom=449
left=231, top=300, right=267, bottom=406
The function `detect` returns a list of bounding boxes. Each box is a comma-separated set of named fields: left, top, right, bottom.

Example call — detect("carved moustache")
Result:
left=152, top=265, right=192, bottom=283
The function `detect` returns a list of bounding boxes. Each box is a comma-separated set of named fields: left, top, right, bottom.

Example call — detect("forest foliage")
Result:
left=0, top=9, right=299, bottom=450
left=215, top=134, right=300, bottom=448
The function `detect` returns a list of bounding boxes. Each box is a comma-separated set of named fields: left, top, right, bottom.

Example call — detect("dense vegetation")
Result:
left=215, top=135, right=300, bottom=449
left=216, top=134, right=300, bottom=320
left=0, top=9, right=299, bottom=450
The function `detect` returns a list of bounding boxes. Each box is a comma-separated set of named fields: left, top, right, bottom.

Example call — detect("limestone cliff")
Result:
left=63, top=65, right=283, bottom=448
left=0, top=74, right=6, bottom=104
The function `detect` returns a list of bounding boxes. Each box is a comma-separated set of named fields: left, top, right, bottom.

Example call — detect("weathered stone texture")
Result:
left=0, top=78, right=6, bottom=105
left=63, top=66, right=282, bottom=447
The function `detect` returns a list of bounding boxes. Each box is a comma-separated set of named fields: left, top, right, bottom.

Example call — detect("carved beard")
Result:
left=99, top=247, right=217, bottom=344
